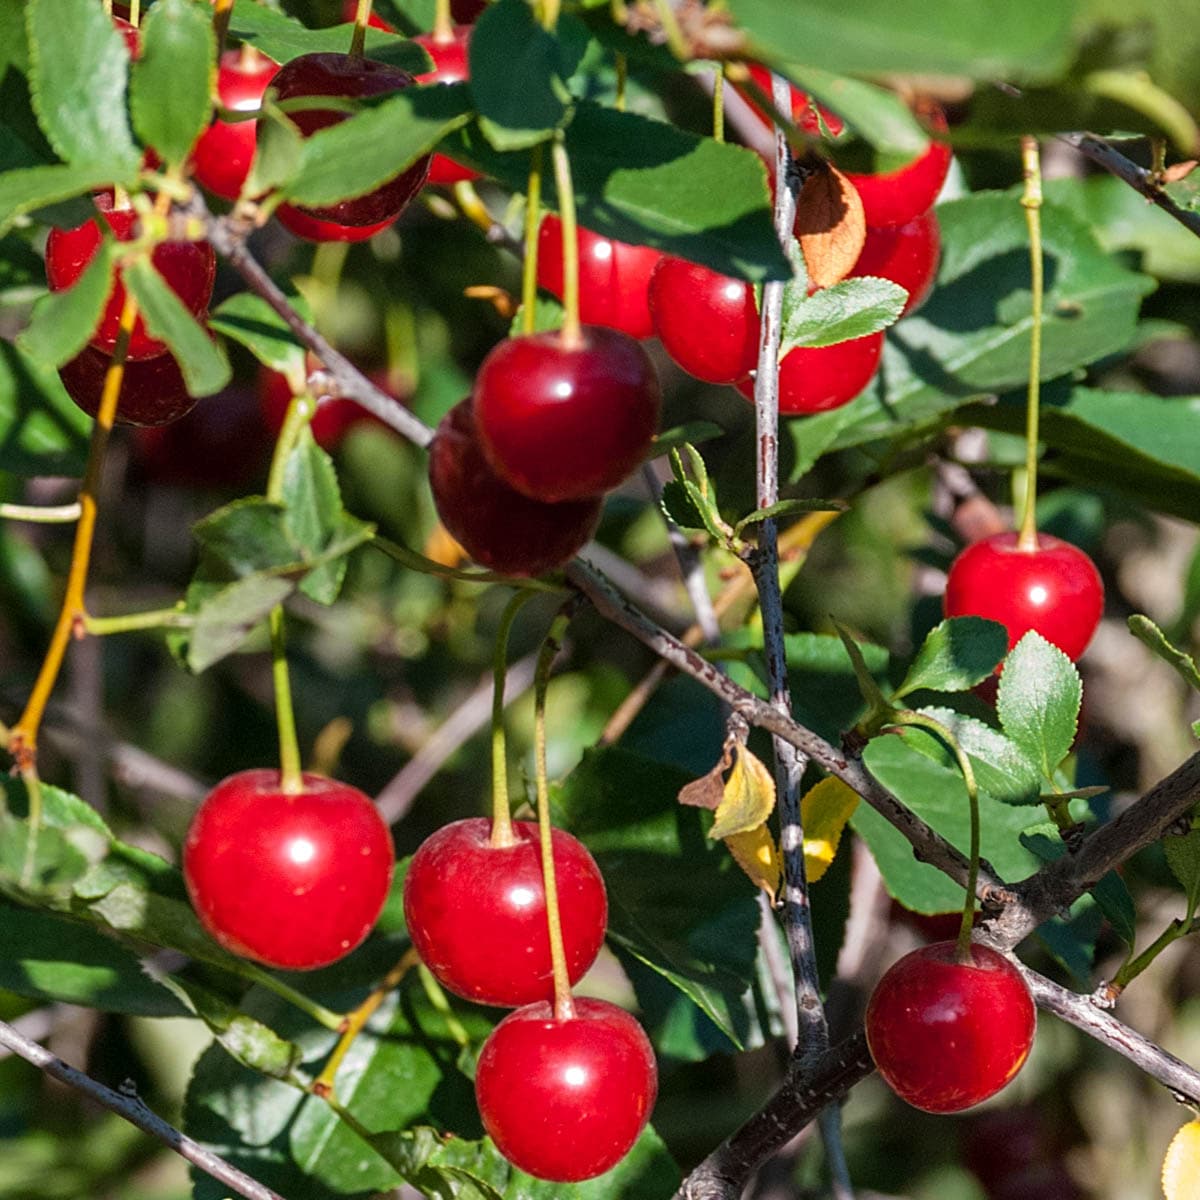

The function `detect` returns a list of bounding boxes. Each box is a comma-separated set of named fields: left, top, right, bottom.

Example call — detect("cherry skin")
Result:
left=849, top=211, right=941, bottom=317
left=473, top=327, right=661, bottom=503
left=845, top=99, right=952, bottom=229
left=648, top=257, right=760, bottom=385
left=258, top=363, right=407, bottom=452
left=191, top=47, right=279, bottom=202
left=183, top=769, right=394, bottom=971
left=58, top=344, right=197, bottom=428
left=737, top=331, right=883, bottom=415
left=943, top=531, right=1104, bottom=662
left=865, top=941, right=1036, bottom=1113
left=274, top=204, right=395, bottom=244
left=428, top=400, right=602, bottom=576
left=414, top=28, right=480, bottom=186
left=475, top=997, right=657, bottom=1181
left=742, top=63, right=844, bottom=138
left=45, top=194, right=217, bottom=362
left=536, top=216, right=661, bottom=340
left=403, top=817, right=607, bottom=1005
left=266, top=53, right=431, bottom=231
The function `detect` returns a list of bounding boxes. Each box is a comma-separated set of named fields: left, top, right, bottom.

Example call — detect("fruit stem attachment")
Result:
left=237, top=962, right=345, bottom=1030
left=533, top=604, right=578, bottom=1021
left=490, top=590, right=538, bottom=848
left=615, top=53, right=627, bottom=113
left=212, top=0, right=234, bottom=57
left=713, top=67, right=725, bottom=142
left=433, top=0, right=453, bottom=42
left=1017, top=134, right=1044, bottom=554
left=350, top=0, right=375, bottom=58
left=551, top=135, right=583, bottom=349
left=522, top=144, right=545, bottom=337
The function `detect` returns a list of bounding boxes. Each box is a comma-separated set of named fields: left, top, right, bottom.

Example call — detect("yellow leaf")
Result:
left=724, top=824, right=782, bottom=898
left=709, top=746, right=776, bottom=841
left=800, top=776, right=859, bottom=883
left=1163, top=1118, right=1200, bottom=1200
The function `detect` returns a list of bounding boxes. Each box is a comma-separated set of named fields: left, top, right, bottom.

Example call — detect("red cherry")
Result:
left=865, top=941, right=1036, bottom=1113
left=844, top=100, right=952, bottom=229
left=191, top=48, right=279, bottom=201
left=414, top=28, right=480, bottom=186
left=475, top=997, right=657, bottom=1181
left=266, top=53, right=431, bottom=231
left=737, top=331, right=883, bottom=415
left=473, top=327, right=661, bottom=502
left=536, top=216, right=660, bottom=340
left=183, top=769, right=394, bottom=971
left=44, top=194, right=217, bottom=362
left=113, top=15, right=141, bottom=58
left=258, top=364, right=406, bottom=451
left=742, top=63, right=844, bottom=138
left=274, top=204, right=395, bottom=244
left=403, top=817, right=607, bottom=1005
left=849, top=211, right=940, bottom=317
left=648, top=257, right=760, bottom=385
left=943, top=531, right=1104, bottom=662
left=58, top=344, right=197, bottom=427
left=428, top=400, right=602, bottom=576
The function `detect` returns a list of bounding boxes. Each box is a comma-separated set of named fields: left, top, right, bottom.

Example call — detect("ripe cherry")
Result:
left=737, top=331, right=883, bottom=415
left=849, top=211, right=941, bottom=317
left=428, top=400, right=602, bottom=576
left=844, top=99, right=952, bottom=229
left=536, top=216, right=661, bottom=340
left=191, top=47, right=278, bottom=202
left=44, top=194, right=217, bottom=362
left=474, top=327, right=661, bottom=502
left=258, top=363, right=407, bottom=452
left=112, top=15, right=141, bottom=58
left=865, top=941, right=1036, bottom=1113
left=475, top=997, right=657, bottom=1181
left=403, top=817, right=607, bottom=1005
left=183, top=769, right=394, bottom=971
left=266, top=52, right=431, bottom=232
left=740, top=63, right=844, bottom=138
left=274, top=204, right=395, bottom=244
left=414, top=27, right=480, bottom=186
left=648, top=257, right=759, bottom=385
left=58, top=344, right=196, bottom=427
left=943, top=531, right=1104, bottom=662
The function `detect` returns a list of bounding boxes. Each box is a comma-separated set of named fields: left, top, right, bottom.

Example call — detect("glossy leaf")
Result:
left=0, top=162, right=138, bottom=239
left=209, top=291, right=313, bottom=378
left=913, top=707, right=1042, bottom=807
left=996, top=631, right=1082, bottom=781
left=186, top=573, right=295, bottom=672
left=779, top=275, right=906, bottom=353
left=895, top=616, right=1010, bottom=697
left=17, top=238, right=119, bottom=368
left=0, top=340, right=91, bottom=475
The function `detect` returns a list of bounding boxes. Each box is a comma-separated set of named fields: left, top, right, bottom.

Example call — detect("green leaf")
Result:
left=1128, top=614, right=1200, bottom=692
left=504, top=1126, right=679, bottom=1198
left=187, top=573, right=295, bottom=672
left=130, top=0, right=215, bottom=167
left=193, top=498, right=299, bottom=577
left=0, top=339, right=91, bottom=476
left=209, top=292, right=313, bottom=379
left=1164, top=821, right=1200, bottom=918
left=246, top=105, right=306, bottom=199
left=895, top=616, right=1010, bottom=698
left=25, top=0, right=140, bottom=171
left=122, top=257, right=231, bottom=396
left=0, top=814, right=97, bottom=908
left=780, top=275, right=906, bottom=353
left=996, top=632, right=1082, bottom=780
left=0, top=161, right=139, bottom=238
left=659, top=479, right=707, bottom=532
left=509, top=294, right=565, bottom=335
left=17, top=238, right=119, bottom=368
left=650, top=421, right=725, bottom=457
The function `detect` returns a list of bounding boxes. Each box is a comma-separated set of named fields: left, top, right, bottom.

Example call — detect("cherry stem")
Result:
left=521, top=144, right=544, bottom=337
left=1109, top=916, right=1199, bottom=998
left=371, top=534, right=564, bottom=591
left=212, top=0, right=234, bottom=58
left=650, top=0, right=688, bottom=59
left=539, top=0, right=560, bottom=32
left=129, top=0, right=141, bottom=25
left=84, top=605, right=193, bottom=636
left=533, top=605, right=577, bottom=1021
left=416, top=963, right=471, bottom=1046
left=551, top=136, right=582, bottom=349
left=0, top=503, right=82, bottom=524
left=226, top=961, right=345, bottom=1030
left=615, top=52, right=627, bottom=113
left=712, top=67, right=725, bottom=142
left=433, top=0, right=453, bottom=42
left=1017, top=134, right=1044, bottom=553
left=350, top=0, right=374, bottom=58
left=490, top=590, right=537, bottom=848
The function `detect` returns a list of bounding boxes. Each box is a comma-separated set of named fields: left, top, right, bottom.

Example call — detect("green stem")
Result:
left=308, top=241, right=351, bottom=335
left=372, top=534, right=564, bottom=591
left=713, top=66, right=725, bottom=142
left=129, top=0, right=140, bottom=25
left=239, top=963, right=345, bottom=1031
left=1017, top=135, right=1044, bottom=552
left=615, top=52, right=627, bottom=113
left=522, top=145, right=545, bottom=337
left=350, top=0, right=374, bottom=57
left=0, top=503, right=81, bottom=524
left=551, top=136, right=582, bottom=349
left=1109, top=917, right=1197, bottom=995
left=84, top=606, right=193, bottom=636
left=491, top=590, right=538, bottom=847
left=416, top=963, right=471, bottom=1046
left=650, top=0, right=688, bottom=59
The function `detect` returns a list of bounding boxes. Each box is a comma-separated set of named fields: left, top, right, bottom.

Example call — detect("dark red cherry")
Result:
left=475, top=997, right=657, bottom=1181
left=865, top=941, right=1036, bottom=1113
left=258, top=363, right=407, bottom=452
left=474, top=327, right=661, bottom=502
left=183, top=769, right=394, bottom=971
left=648, top=256, right=759, bottom=385
left=845, top=99, right=952, bottom=228
left=266, top=52, right=431, bottom=230
left=742, top=63, right=844, bottom=138
left=45, top=194, right=217, bottom=362
left=58, top=344, right=196, bottom=427
left=536, top=215, right=660, bottom=340
left=191, top=47, right=279, bottom=202
left=943, top=531, right=1105, bottom=662
left=428, top=400, right=602, bottom=576
left=737, top=331, right=883, bottom=415
left=849, top=211, right=940, bottom=316
left=415, top=27, right=480, bottom=186
left=403, top=817, right=608, bottom=1005
left=274, top=204, right=395, bottom=243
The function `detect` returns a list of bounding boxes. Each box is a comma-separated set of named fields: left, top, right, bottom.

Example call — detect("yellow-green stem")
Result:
left=308, top=240, right=351, bottom=334
left=490, top=591, right=538, bottom=847
left=551, top=136, right=582, bottom=348
left=129, top=0, right=140, bottom=25
left=713, top=67, right=725, bottom=142
left=1110, top=917, right=1197, bottom=996
left=1018, top=134, right=1044, bottom=552
left=84, top=606, right=192, bottom=636
left=433, top=0, right=453, bottom=41
left=239, top=962, right=344, bottom=1030
left=522, top=145, right=545, bottom=336
left=650, top=0, right=688, bottom=59
left=615, top=53, right=627, bottom=112
left=212, top=0, right=234, bottom=57
left=371, top=534, right=564, bottom=590
left=0, top=503, right=82, bottom=524
left=416, top=963, right=471, bottom=1046
left=350, top=0, right=374, bottom=57
left=539, top=0, right=561, bottom=31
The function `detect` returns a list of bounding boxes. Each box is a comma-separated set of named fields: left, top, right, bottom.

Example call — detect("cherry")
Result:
left=58, top=343, right=197, bottom=427
left=741, top=64, right=844, bottom=138
left=536, top=216, right=660, bottom=340
left=943, top=531, right=1105, bottom=662
left=414, top=27, right=480, bottom=186
left=648, top=257, right=760, bottom=385
left=475, top=997, right=657, bottom=1181
left=274, top=204, right=395, bottom=244
left=473, top=327, right=661, bottom=502
left=865, top=941, right=1035, bottom=1113
left=183, top=769, right=394, bottom=971
left=736, top=330, right=883, bottom=415
left=849, top=211, right=940, bottom=317
left=258, top=363, right=406, bottom=452
left=44, top=194, right=217, bottom=362
left=844, top=99, right=952, bottom=229
left=428, top=400, right=602, bottom=577
left=265, top=53, right=431, bottom=232
left=113, top=15, right=141, bottom=59
left=191, top=47, right=279, bottom=202
left=403, top=817, right=607, bottom=1005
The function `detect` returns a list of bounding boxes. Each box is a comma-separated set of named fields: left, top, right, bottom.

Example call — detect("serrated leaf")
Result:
left=0, top=814, right=94, bottom=907
left=193, top=498, right=299, bottom=577
left=130, top=0, right=215, bottom=167
left=650, top=421, right=725, bottom=457
left=1164, top=823, right=1200, bottom=917
left=733, top=498, right=844, bottom=536
left=659, top=479, right=707, bottom=532
left=1163, top=1119, right=1200, bottom=1200
left=795, top=165, right=865, bottom=289
left=187, top=573, right=295, bottom=672
left=246, top=105, right=305, bottom=198
left=0, top=163, right=136, bottom=240
left=914, top=707, right=1042, bottom=806
left=1129, top=613, right=1200, bottom=692
left=896, top=616, right=1010, bottom=697
left=997, top=631, right=1082, bottom=780
left=800, top=776, right=858, bottom=883
left=709, top=746, right=775, bottom=840
left=209, top=291, right=313, bottom=379
left=780, top=275, right=906, bottom=353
